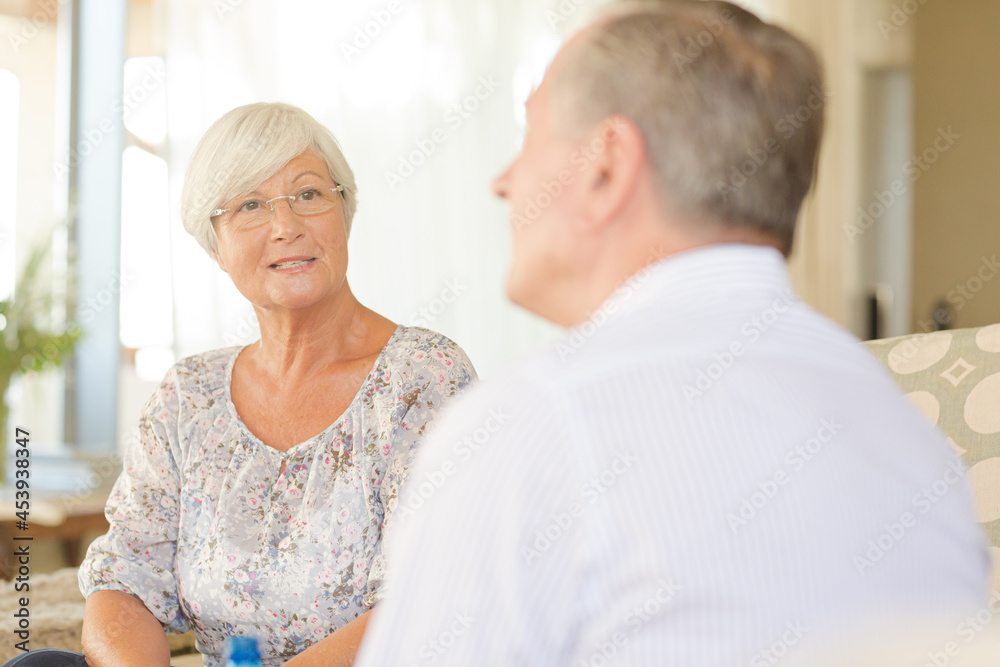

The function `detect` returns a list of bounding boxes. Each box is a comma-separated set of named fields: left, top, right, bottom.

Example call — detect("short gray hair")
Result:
left=180, top=102, right=358, bottom=253
left=555, top=0, right=825, bottom=255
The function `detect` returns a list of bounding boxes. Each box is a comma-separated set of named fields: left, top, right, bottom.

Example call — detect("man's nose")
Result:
left=492, top=164, right=512, bottom=199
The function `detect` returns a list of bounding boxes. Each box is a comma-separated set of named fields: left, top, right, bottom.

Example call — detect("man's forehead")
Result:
left=524, top=62, right=555, bottom=116
left=540, top=22, right=601, bottom=87
left=526, top=43, right=569, bottom=111
left=522, top=19, right=605, bottom=123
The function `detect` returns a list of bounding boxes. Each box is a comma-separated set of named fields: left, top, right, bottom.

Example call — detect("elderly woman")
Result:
left=71, top=103, right=476, bottom=666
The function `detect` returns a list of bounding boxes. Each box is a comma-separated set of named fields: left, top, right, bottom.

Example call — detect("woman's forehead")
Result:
left=245, top=151, right=331, bottom=193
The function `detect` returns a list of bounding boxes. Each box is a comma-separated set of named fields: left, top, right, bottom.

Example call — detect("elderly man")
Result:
left=356, top=1, right=990, bottom=665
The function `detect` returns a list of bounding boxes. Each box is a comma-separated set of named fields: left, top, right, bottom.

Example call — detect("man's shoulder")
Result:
left=424, top=344, right=610, bottom=467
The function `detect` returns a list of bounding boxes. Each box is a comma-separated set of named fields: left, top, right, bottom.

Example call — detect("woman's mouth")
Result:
left=270, top=258, right=316, bottom=269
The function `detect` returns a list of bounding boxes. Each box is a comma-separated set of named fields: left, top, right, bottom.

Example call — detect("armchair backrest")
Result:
left=864, top=325, right=1000, bottom=588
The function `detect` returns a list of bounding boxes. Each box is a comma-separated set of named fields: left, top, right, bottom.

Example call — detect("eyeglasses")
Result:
left=211, top=184, right=344, bottom=229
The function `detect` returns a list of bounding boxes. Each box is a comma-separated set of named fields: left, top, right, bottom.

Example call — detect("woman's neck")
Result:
left=248, top=283, right=392, bottom=382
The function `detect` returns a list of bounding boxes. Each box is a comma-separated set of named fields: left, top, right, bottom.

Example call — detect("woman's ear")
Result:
left=210, top=247, right=228, bottom=273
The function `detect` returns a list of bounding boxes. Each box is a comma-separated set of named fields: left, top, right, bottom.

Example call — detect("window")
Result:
left=119, top=56, right=174, bottom=382
left=0, top=68, right=18, bottom=301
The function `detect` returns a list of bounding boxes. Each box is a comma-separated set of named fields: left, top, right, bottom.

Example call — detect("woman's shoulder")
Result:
left=382, top=326, right=477, bottom=383
left=159, top=345, right=244, bottom=392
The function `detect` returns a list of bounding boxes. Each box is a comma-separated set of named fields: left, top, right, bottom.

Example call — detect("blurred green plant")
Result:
left=0, top=233, right=81, bottom=483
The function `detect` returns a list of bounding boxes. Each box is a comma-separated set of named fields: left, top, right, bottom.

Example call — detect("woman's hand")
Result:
left=282, top=609, right=373, bottom=667
left=82, top=590, right=171, bottom=667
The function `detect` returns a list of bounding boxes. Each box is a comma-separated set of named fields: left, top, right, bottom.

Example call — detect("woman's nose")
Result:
left=269, top=199, right=305, bottom=241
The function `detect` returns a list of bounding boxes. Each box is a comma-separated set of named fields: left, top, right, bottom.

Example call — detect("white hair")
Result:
left=180, top=102, right=358, bottom=253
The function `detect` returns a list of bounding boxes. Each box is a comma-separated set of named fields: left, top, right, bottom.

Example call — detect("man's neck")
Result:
left=557, top=231, right=783, bottom=328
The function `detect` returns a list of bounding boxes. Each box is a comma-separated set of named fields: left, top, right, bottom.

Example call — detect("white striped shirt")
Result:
left=356, top=244, right=990, bottom=666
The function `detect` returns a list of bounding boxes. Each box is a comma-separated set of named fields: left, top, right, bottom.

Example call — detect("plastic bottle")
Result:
left=224, top=636, right=262, bottom=667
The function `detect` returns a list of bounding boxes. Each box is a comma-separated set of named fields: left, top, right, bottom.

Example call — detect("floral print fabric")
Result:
left=79, top=326, right=476, bottom=666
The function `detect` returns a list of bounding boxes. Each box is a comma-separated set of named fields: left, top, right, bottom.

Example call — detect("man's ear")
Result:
left=576, top=114, right=647, bottom=233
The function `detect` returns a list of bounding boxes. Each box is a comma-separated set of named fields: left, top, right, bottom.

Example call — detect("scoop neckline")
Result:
left=223, top=324, right=404, bottom=456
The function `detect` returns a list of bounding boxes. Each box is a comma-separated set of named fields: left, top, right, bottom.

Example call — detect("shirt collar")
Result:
left=596, top=243, right=794, bottom=323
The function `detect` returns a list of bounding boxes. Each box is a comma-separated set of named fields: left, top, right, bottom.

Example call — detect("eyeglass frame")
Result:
left=210, top=184, right=345, bottom=222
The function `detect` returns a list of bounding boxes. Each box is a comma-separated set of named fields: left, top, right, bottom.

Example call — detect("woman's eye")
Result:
left=298, top=189, right=320, bottom=201
left=238, top=200, right=261, bottom=212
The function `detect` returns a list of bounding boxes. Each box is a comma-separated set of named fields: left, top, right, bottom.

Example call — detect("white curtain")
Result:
left=159, top=0, right=587, bottom=380
left=157, top=0, right=787, bottom=380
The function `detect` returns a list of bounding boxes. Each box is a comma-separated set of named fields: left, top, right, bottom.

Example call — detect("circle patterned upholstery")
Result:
left=865, top=325, right=1000, bottom=591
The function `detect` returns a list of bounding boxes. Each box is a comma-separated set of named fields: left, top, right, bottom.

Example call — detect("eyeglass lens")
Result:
left=227, top=187, right=339, bottom=227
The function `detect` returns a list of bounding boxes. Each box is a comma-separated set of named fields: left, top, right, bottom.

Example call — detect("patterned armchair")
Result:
left=864, top=324, right=1000, bottom=590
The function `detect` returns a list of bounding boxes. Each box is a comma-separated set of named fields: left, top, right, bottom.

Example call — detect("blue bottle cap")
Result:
left=224, top=636, right=261, bottom=661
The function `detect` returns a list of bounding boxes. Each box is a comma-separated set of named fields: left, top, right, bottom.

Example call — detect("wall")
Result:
left=912, top=0, right=1000, bottom=331
left=771, top=0, right=929, bottom=339
left=768, top=0, right=862, bottom=333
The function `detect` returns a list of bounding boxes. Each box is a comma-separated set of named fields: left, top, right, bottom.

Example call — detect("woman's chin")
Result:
left=255, top=289, right=336, bottom=314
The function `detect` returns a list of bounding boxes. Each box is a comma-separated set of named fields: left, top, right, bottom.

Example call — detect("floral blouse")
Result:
left=79, top=326, right=476, bottom=666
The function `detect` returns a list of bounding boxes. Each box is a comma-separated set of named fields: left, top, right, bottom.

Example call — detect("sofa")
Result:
left=864, top=323, right=1000, bottom=592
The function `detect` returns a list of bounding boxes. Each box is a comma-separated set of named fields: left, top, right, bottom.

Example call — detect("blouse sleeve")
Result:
left=78, top=364, right=191, bottom=634
left=363, top=333, right=477, bottom=607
